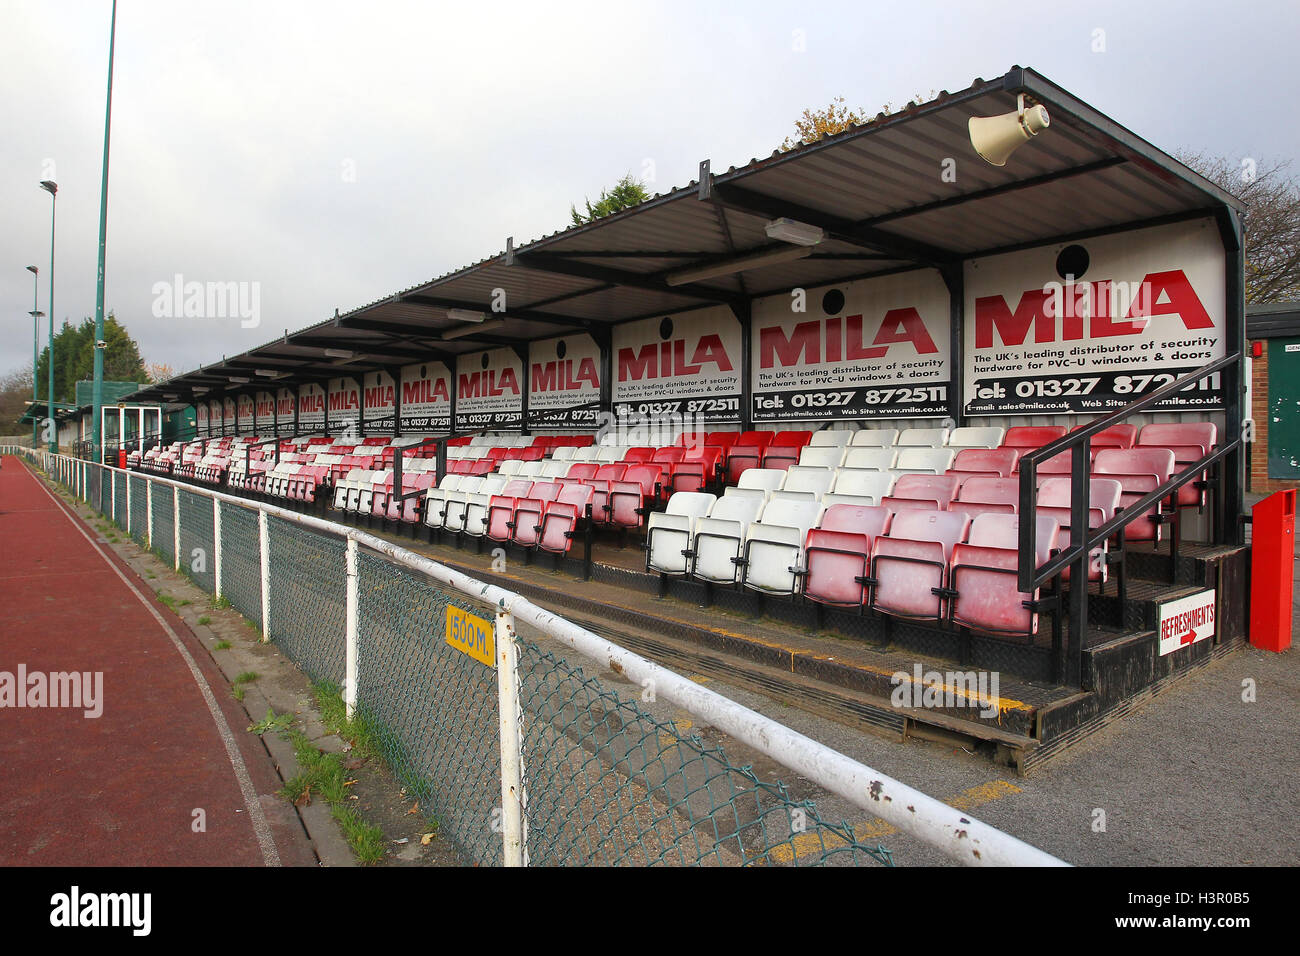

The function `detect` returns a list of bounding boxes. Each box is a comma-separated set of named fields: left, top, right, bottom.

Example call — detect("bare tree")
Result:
left=147, top=361, right=176, bottom=384
left=1178, top=152, right=1300, bottom=304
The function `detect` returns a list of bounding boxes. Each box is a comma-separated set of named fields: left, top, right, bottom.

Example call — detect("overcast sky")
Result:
left=0, top=0, right=1296, bottom=381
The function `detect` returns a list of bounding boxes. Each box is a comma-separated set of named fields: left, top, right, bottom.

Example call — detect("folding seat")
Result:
left=1089, top=423, right=1138, bottom=449
left=897, top=427, right=950, bottom=448
left=947, top=447, right=1020, bottom=479
left=651, top=447, right=686, bottom=466
left=691, top=492, right=766, bottom=585
left=705, top=431, right=741, bottom=451
left=551, top=446, right=577, bottom=462
left=571, top=445, right=601, bottom=462
left=536, top=460, right=567, bottom=480
left=850, top=428, right=899, bottom=447
left=520, top=446, right=545, bottom=462
left=486, top=494, right=522, bottom=542
left=779, top=465, right=836, bottom=500
left=462, top=477, right=511, bottom=537
left=799, top=445, right=847, bottom=469
left=736, top=468, right=786, bottom=496
left=725, top=442, right=767, bottom=483
left=516, top=461, right=545, bottom=478
left=882, top=473, right=961, bottom=512
left=1037, top=476, right=1123, bottom=581
left=357, top=471, right=393, bottom=516
left=450, top=459, right=474, bottom=475
left=497, top=459, right=523, bottom=477
left=674, top=430, right=709, bottom=449
left=894, top=446, right=956, bottom=475
left=809, top=430, right=853, bottom=449
left=1002, top=425, right=1066, bottom=451
left=761, top=444, right=804, bottom=471
left=332, top=469, right=367, bottom=511
left=585, top=463, right=628, bottom=525
left=389, top=474, right=436, bottom=524
left=537, top=483, right=594, bottom=555
left=597, top=445, right=627, bottom=463
left=623, top=447, right=656, bottom=464
left=565, top=462, right=600, bottom=482
left=774, top=430, right=813, bottom=448
left=441, top=476, right=485, bottom=532
left=841, top=446, right=897, bottom=472
left=950, top=513, right=1060, bottom=636
left=608, top=464, right=666, bottom=529
left=1092, top=448, right=1176, bottom=542
left=740, top=496, right=823, bottom=596
left=646, top=492, right=717, bottom=575
left=823, top=469, right=897, bottom=507
left=469, top=459, right=496, bottom=476
left=870, top=510, right=971, bottom=621
left=948, top=476, right=1020, bottom=519
left=1138, top=422, right=1217, bottom=507
left=946, top=426, right=1005, bottom=450
left=668, top=446, right=722, bottom=496
left=802, top=504, right=892, bottom=608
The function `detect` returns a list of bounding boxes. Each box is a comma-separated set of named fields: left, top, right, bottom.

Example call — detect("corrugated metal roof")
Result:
left=129, top=65, right=1245, bottom=403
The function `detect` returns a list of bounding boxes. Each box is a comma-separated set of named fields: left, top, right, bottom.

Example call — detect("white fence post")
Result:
left=111, top=470, right=117, bottom=524
left=173, top=486, right=181, bottom=572
left=495, top=606, right=527, bottom=867
left=125, top=472, right=132, bottom=536
left=344, top=537, right=358, bottom=720
left=213, top=499, right=223, bottom=598
left=258, top=508, right=270, bottom=643
left=146, top=479, right=154, bottom=549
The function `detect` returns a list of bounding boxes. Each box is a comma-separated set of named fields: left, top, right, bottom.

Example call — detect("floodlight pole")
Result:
left=39, top=184, right=57, bottom=452
left=25, top=266, right=40, bottom=448
left=91, top=0, right=118, bottom=465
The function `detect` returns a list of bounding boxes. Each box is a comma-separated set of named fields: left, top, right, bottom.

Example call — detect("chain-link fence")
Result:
left=11, top=449, right=1064, bottom=868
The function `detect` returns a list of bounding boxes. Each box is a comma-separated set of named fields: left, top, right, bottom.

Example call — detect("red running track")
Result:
left=0, top=456, right=314, bottom=866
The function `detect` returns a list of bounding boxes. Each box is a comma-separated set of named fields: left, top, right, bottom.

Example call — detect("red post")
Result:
left=118, top=449, right=127, bottom=469
left=1250, top=489, right=1295, bottom=652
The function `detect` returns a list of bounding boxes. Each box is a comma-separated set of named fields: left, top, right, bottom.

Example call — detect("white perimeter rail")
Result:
left=19, top=448, right=1068, bottom=867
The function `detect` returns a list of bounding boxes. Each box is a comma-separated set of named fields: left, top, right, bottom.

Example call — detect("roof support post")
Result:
left=512, top=344, right=530, bottom=435
left=940, top=263, right=965, bottom=428
left=729, top=299, right=753, bottom=431
left=1216, top=206, right=1246, bottom=547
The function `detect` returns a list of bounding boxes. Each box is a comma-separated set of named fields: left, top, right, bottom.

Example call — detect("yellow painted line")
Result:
left=766, top=778, right=1023, bottom=865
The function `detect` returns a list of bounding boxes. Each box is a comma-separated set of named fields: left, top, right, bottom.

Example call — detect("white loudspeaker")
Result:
left=968, top=97, right=1051, bottom=166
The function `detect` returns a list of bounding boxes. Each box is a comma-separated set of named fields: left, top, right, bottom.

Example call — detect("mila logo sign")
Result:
left=49, top=886, right=151, bottom=936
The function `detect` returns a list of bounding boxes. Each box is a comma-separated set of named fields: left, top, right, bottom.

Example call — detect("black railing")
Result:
left=1017, top=352, right=1242, bottom=683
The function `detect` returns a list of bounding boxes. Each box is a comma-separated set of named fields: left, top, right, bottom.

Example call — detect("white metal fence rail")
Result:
left=8, top=446, right=1067, bottom=867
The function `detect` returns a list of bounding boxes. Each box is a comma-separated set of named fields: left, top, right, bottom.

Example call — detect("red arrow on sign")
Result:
left=1180, top=630, right=1198, bottom=645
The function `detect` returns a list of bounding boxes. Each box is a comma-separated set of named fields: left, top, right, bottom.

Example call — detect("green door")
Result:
left=1268, top=337, right=1300, bottom=479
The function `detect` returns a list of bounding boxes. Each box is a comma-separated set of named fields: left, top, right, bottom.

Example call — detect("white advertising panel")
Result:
left=528, top=333, right=601, bottom=429
left=399, top=361, right=451, bottom=433
left=222, top=397, right=236, bottom=433
left=298, top=382, right=325, bottom=431
left=360, top=370, right=396, bottom=432
left=196, top=402, right=209, bottom=434
left=236, top=394, right=255, bottom=433
left=964, top=218, right=1226, bottom=416
left=456, top=348, right=523, bottom=431
left=751, top=271, right=951, bottom=421
left=275, top=387, right=296, bottom=436
left=613, top=306, right=742, bottom=424
left=327, top=376, right=362, bottom=434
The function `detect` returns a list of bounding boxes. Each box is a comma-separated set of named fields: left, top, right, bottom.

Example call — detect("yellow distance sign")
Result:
left=445, top=606, right=495, bottom=667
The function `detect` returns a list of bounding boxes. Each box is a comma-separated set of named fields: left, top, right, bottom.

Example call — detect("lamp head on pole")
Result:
left=26, top=265, right=38, bottom=276
left=40, top=180, right=58, bottom=196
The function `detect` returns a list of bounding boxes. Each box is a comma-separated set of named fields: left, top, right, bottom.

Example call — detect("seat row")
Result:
left=645, top=492, right=1060, bottom=637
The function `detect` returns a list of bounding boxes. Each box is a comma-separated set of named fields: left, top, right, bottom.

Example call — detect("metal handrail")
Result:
left=1017, top=352, right=1240, bottom=593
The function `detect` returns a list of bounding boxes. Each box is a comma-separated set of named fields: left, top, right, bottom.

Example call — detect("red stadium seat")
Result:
left=871, top=510, right=970, bottom=621
left=1092, top=448, right=1176, bottom=542
left=950, top=513, right=1059, bottom=636
left=802, top=505, right=893, bottom=609
left=882, top=474, right=962, bottom=511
